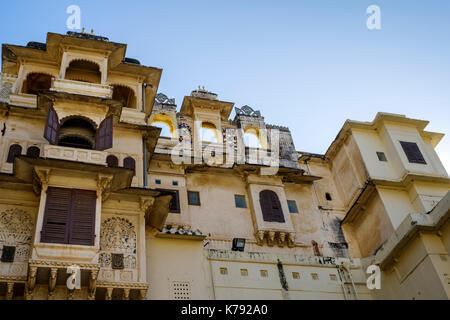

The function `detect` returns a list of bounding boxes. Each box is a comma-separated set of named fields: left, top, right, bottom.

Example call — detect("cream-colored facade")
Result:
left=0, top=31, right=448, bottom=300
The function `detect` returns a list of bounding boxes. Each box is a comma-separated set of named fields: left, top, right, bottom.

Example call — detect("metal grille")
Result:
left=172, top=281, right=191, bottom=300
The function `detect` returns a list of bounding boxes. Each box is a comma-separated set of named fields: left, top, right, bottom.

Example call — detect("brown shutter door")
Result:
left=400, top=141, right=426, bottom=164
left=44, top=105, right=59, bottom=145
left=260, top=190, right=273, bottom=222
left=69, top=189, right=96, bottom=246
left=96, top=115, right=113, bottom=151
left=270, top=192, right=285, bottom=223
left=259, top=190, right=285, bottom=223
left=41, top=187, right=71, bottom=244
left=123, top=157, right=136, bottom=176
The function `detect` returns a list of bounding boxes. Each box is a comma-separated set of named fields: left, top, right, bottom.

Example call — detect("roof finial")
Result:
left=91, top=29, right=95, bottom=35
left=82, top=27, right=86, bottom=33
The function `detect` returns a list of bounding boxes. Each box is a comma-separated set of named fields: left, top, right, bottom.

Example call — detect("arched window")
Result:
left=123, top=157, right=136, bottom=176
left=7, top=144, right=22, bottom=163
left=112, top=85, right=137, bottom=109
left=26, top=146, right=40, bottom=158
left=152, top=122, right=172, bottom=138
left=259, top=190, right=285, bottom=223
left=65, top=59, right=101, bottom=84
left=106, top=155, right=119, bottom=167
left=244, top=127, right=262, bottom=148
left=201, top=122, right=218, bottom=143
left=58, top=117, right=97, bottom=150
left=22, top=73, right=52, bottom=95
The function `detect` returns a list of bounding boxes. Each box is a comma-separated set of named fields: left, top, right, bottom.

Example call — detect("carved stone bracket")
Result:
left=139, top=289, right=148, bottom=300
left=123, top=288, right=130, bottom=300
left=6, top=282, right=14, bottom=300
left=26, top=266, right=37, bottom=300
left=97, top=174, right=113, bottom=201
left=140, top=196, right=155, bottom=213
left=254, top=230, right=296, bottom=248
left=48, top=267, right=58, bottom=299
left=88, top=269, right=99, bottom=300
left=32, top=168, right=51, bottom=195
left=105, top=287, right=113, bottom=300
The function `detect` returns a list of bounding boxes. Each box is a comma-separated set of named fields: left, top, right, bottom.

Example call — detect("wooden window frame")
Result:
left=259, top=190, right=285, bottom=223
left=41, top=187, right=96, bottom=246
left=400, top=141, right=427, bottom=164
left=234, top=195, right=247, bottom=209
left=287, top=200, right=299, bottom=214
left=187, top=191, right=201, bottom=206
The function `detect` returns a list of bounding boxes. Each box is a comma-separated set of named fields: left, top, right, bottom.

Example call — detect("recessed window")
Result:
left=292, top=272, right=300, bottom=279
left=111, top=253, right=124, bottom=270
left=1, top=246, right=16, bottom=262
left=311, top=273, right=319, bottom=280
left=41, top=187, right=96, bottom=246
left=123, top=157, right=136, bottom=176
left=376, top=151, right=387, bottom=162
left=259, top=190, right=285, bottom=223
left=188, top=191, right=201, bottom=206
left=7, top=144, right=22, bottom=163
left=330, top=274, right=337, bottom=281
left=260, top=270, right=268, bottom=278
left=287, top=200, right=299, bottom=213
left=106, top=155, right=119, bottom=167
left=26, top=146, right=40, bottom=158
left=155, top=179, right=161, bottom=185
left=234, top=195, right=247, bottom=208
left=220, top=268, right=228, bottom=275
left=400, top=141, right=426, bottom=164
left=172, top=181, right=178, bottom=186
left=240, top=269, right=248, bottom=276
left=157, top=189, right=180, bottom=214
left=325, top=193, right=332, bottom=201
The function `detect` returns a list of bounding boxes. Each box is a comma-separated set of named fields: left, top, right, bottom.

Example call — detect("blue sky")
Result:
left=1, top=0, right=449, bottom=171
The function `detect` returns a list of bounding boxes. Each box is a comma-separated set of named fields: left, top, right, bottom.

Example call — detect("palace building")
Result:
left=0, top=31, right=449, bottom=300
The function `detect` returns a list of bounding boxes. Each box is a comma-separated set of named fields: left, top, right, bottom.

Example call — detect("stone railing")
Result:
left=44, top=144, right=107, bottom=165
left=9, top=93, right=37, bottom=108
left=51, top=78, right=112, bottom=98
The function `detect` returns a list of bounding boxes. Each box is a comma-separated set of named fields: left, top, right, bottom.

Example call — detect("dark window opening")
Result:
left=325, top=193, right=332, bottom=201
left=400, top=141, right=426, bottom=164
left=123, top=157, right=136, bottom=176
left=58, top=117, right=96, bottom=150
left=1, top=246, right=16, bottom=262
left=22, top=73, right=52, bottom=95
left=7, top=144, right=22, bottom=163
left=287, top=200, right=299, bottom=213
left=259, top=190, right=285, bottom=223
left=157, top=189, right=180, bottom=213
left=188, top=191, right=200, bottom=206
left=106, top=155, right=119, bottom=167
left=65, top=59, right=101, bottom=84
left=312, top=240, right=322, bottom=257
left=376, top=151, right=387, bottom=162
left=172, top=181, right=178, bottom=186
left=26, top=146, right=40, bottom=158
left=111, top=254, right=124, bottom=270
left=234, top=195, right=247, bottom=209
left=155, top=179, right=161, bottom=185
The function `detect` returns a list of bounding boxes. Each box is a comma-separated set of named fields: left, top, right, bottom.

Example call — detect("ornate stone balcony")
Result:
left=44, top=144, right=107, bottom=165
left=51, top=78, right=113, bottom=98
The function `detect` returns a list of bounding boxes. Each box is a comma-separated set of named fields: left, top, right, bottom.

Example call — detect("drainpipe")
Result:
left=142, top=83, right=148, bottom=188
left=143, top=137, right=148, bottom=188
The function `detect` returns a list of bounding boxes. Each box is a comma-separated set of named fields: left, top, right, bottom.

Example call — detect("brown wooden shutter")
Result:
left=259, top=190, right=285, bottom=223
left=69, top=189, right=96, bottom=246
left=44, top=105, right=59, bottom=145
left=6, top=144, right=22, bottom=163
left=41, top=187, right=71, bottom=244
left=96, top=115, right=113, bottom=151
left=400, top=141, right=426, bottom=164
